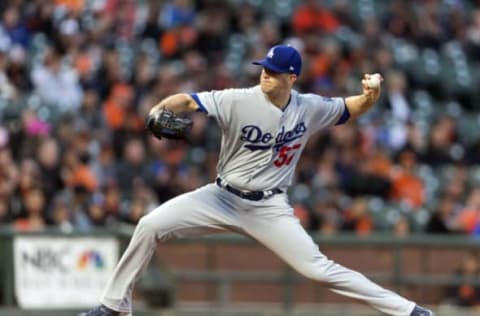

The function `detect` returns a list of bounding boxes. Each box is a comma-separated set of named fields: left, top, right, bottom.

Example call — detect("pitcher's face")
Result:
left=259, top=68, right=296, bottom=94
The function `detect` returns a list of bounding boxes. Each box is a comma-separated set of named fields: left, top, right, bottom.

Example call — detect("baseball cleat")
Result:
left=410, top=304, right=435, bottom=316
left=78, top=304, right=120, bottom=316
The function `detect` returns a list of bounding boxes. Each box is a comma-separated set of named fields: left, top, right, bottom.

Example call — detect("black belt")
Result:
left=215, top=177, right=283, bottom=201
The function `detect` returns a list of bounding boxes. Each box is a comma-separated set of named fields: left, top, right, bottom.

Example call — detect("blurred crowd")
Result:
left=1, top=0, right=480, bottom=237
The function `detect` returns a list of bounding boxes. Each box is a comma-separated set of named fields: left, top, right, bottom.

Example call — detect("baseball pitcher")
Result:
left=80, top=45, right=434, bottom=316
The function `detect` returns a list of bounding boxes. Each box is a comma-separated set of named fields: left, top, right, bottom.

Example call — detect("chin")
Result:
left=260, top=83, right=272, bottom=93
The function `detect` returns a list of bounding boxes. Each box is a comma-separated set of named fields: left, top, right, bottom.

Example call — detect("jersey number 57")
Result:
left=274, top=144, right=301, bottom=167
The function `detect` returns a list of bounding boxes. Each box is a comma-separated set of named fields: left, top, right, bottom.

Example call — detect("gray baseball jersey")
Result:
left=191, top=85, right=347, bottom=191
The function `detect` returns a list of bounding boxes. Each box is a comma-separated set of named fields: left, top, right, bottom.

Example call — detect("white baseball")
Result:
left=366, top=74, right=381, bottom=88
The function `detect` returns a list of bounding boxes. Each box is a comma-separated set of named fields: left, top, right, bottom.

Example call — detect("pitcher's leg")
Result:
left=100, top=216, right=157, bottom=313
left=243, top=212, right=415, bottom=316
left=100, top=185, right=234, bottom=313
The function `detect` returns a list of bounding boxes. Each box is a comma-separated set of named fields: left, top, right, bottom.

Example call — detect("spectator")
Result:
left=159, top=0, right=195, bottom=30
left=15, top=159, right=39, bottom=207
left=49, top=195, right=74, bottom=231
left=91, top=141, right=117, bottom=189
left=446, top=252, right=480, bottom=307
left=78, top=89, right=105, bottom=131
left=382, top=70, right=412, bottom=151
left=422, top=116, right=459, bottom=166
left=149, top=141, right=190, bottom=202
left=382, top=0, right=416, bottom=40
left=0, top=5, right=30, bottom=48
left=87, top=193, right=109, bottom=227
left=62, top=148, right=97, bottom=193
left=291, top=0, right=340, bottom=35
left=414, top=0, right=444, bottom=49
left=426, top=194, right=459, bottom=234
left=141, top=3, right=162, bottom=39
left=116, top=138, right=150, bottom=196
left=390, top=149, right=425, bottom=209
left=0, top=197, right=10, bottom=224
left=36, top=137, right=63, bottom=201
left=102, top=182, right=121, bottom=218
left=466, top=9, right=480, bottom=61
left=402, top=122, right=426, bottom=157
left=121, top=198, right=146, bottom=225
left=456, top=188, right=480, bottom=236
left=6, top=44, right=30, bottom=94
left=293, top=203, right=311, bottom=229
left=0, top=51, right=17, bottom=100
left=341, top=197, right=373, bottom=235
left=0, top=146, right=18, bottom=203
left=30, top=47, right=83, bottom=112
left=312, top=198, right=341, bottom=235
left=194, top=6, right=228, bottom=59
left=393, top=214, right=411, bottom=237
left=103, top=83, right=135, bottom=131
left=14, top=188, right=46, bottom=231
left=69, top=185, right=92, bottom=231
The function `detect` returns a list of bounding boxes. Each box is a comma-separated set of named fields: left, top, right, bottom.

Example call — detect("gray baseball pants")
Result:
left=100, top=183, right=416, bottom=316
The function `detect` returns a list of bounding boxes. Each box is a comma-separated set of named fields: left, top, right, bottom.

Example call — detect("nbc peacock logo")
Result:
left=77, top=250, right=105, bottom=271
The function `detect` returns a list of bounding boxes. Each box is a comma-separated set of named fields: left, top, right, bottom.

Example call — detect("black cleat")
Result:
left=410, top=305, right=435, bottom=316
left=78, top=304, right=120, bottom=316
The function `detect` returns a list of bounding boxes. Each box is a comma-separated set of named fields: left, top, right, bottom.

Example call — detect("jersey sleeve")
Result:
left=190, top=89, right=235, bottom=129
left=306, top=94, right=350, bottom=133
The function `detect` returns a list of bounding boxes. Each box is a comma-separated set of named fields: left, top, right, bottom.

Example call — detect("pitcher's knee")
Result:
left=297, top=265, right=328, bottom=282
left=136, top=215, right=159, bottom=238
left=295, top=258, right=339, bottom=283
left=135, top=211, right=176, bottom=241
left=297, top=259, right=365, bottom=286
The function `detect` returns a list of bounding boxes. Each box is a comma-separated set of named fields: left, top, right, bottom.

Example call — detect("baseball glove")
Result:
left=146, top=109, right=193, bottom=140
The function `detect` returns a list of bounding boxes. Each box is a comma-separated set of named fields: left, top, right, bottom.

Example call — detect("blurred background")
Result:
left=1, top=0, right=480, bottom=315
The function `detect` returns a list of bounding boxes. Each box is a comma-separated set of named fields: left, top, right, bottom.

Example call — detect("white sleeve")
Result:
left=305, top=94, right=349, bottom=133
left=190, top=89, right=236, bottom=129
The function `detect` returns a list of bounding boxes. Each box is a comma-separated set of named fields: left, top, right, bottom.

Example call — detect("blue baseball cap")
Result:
left=252, top=45, right=302, bottom=76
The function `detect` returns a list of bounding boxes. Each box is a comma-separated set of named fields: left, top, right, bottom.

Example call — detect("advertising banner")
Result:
left=14, top=236, right=119, bottom=308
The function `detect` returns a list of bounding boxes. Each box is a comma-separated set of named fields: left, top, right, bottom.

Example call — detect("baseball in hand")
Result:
left=366, top=74, right=382, bottom=88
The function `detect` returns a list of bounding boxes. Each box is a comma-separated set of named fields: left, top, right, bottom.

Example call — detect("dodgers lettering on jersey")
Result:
left=240, top=122, right=307, bottom=151
left=191, top=85, right=347, bottom=191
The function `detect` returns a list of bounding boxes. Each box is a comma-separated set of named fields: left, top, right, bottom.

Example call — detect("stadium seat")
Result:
left=467, top=166, right=480, bottom=187
left=440, top=41, right=476, bottom=108
left=413, top=48, right=442, bottom=87
left=416, top=164, right=441, bottom=207
left=389, top=38, right=419, bottom=73
left=225, top=33, right=247, bottom=74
